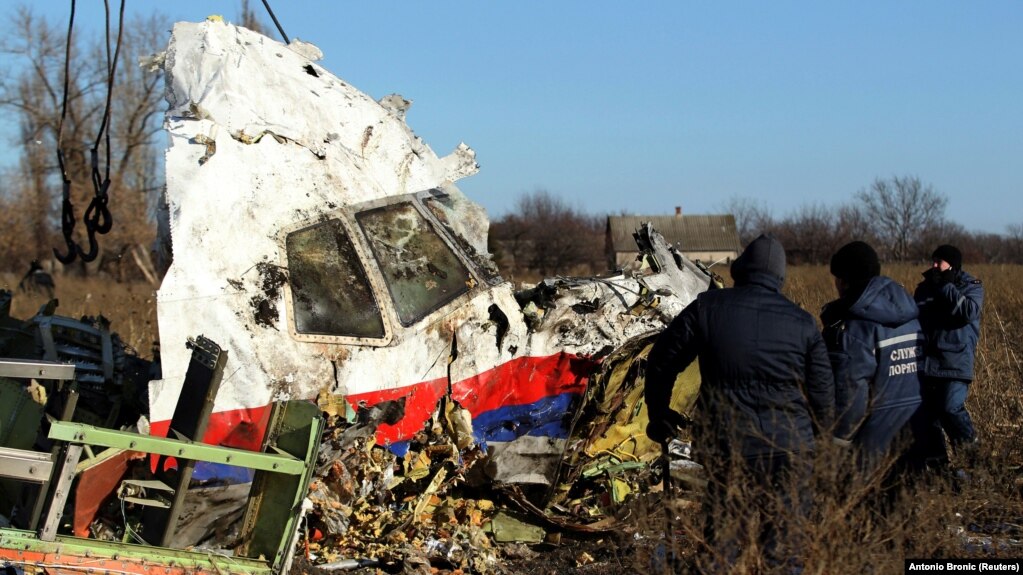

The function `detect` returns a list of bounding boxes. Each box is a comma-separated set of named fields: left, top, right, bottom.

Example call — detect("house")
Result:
left=606, top=207, right=741, bottom=269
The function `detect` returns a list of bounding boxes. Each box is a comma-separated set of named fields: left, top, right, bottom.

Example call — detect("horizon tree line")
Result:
left=490, top=179, right=1023, bottom=280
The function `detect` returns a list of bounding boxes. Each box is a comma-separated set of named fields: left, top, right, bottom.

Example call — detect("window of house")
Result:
left=356, top=202, right=471, bottom=326
left=285, top=218, right=385, bottom=338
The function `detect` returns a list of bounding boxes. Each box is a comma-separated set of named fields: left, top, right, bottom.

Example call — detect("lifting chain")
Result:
left=53, top=0, right=78, bottom=264
left=53, top=0, right=125, bottom=264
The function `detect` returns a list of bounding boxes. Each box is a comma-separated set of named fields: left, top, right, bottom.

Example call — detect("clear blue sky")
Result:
left=5, top=1, right=1022, bottom=233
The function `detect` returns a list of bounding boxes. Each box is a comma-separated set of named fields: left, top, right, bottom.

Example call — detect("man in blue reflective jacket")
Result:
left=645, top=233, right=835, bottom=568
left=821, top=241, right=925, bottom=474
left=914, top=244, right=983, bottom=466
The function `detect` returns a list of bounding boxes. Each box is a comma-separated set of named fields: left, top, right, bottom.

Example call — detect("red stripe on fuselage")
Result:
left=346, top=352, right=597, bottom=444
left=344, top=376, right=449, bottom=445
left=149, top=352, right=598, bottom=451
left=450, top=352, right=595, bottom=415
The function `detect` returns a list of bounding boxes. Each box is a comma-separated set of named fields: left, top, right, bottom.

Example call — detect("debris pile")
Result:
left=300, top=334, right=706, bottom=573
left=304, top=407, right=502, bottom=573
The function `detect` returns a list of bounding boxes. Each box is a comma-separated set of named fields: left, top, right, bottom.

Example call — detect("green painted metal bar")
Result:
left=236, top=401, right=325, bottom=572
left=273, top=405, right=324, bottom=570
left=0, top=528, right=272, bottom=574
left=47, top=421, right=305, bottom=475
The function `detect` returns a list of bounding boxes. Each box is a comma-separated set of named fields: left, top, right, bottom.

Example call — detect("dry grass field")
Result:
left=2, top=263, right=1021, bottom=574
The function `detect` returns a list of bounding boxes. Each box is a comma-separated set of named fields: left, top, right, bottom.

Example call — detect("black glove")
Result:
left=939, top=269, right=956, bottom=285
left=923, top=267, right=942, bottom=285
left=646, top=408, right=689, bottom=444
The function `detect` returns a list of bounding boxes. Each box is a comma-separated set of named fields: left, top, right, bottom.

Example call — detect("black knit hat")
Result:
left=830, top=241, right=881, bottom=283
left=931, top=244, right=962, bottom=271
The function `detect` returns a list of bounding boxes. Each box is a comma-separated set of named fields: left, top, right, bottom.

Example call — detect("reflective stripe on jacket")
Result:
left=822, top=276, right=924, bottom=458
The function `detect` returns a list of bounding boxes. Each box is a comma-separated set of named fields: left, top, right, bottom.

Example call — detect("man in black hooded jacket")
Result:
left=645, top=233, right=835, bottom=568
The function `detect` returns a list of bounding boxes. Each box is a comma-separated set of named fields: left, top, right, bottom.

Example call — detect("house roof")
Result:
left=607, top=215, right=741, bottom=253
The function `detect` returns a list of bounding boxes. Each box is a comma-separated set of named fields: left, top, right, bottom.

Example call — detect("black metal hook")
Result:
left=54, top=235, right=78, bottom=265
left=54, top=183, right=78, bottom=265
left=83, top=183, right=113, bottom=234
left=76, top=226, right=100, bottom=263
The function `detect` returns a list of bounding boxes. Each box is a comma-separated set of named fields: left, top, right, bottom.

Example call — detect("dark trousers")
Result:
left=918, top=377, right=977, bottom=465
left=701, top=452, right=810, bottom=571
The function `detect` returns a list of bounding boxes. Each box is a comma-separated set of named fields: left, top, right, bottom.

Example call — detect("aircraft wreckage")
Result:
left=2, top=18, right=716, bottom=574
left=151, top=19, right=713, bottom=484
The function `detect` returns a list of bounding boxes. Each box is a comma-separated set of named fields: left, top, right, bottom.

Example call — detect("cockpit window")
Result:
left=285, top=218, right=385, bottom=338
left=423, top=194, right=502, bottom=283
left=357, top=202, right=471, bottom=326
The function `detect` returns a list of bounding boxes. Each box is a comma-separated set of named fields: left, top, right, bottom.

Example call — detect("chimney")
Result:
left=674, top=206, right=682, bottom=217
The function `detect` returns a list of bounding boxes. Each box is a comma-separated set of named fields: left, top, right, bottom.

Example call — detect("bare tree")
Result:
left=488, top=212, right=529, bottom=275
left=0, top=167, right=36, bottom=268
left=0, top=7, right=92, bottom=254
left=775, top=203, right=838, bottom=264
left=717, top=195, right=773, bottom=247
left=915, top=218, right=971, bottom=262
left=927, top=227, right=1022, bottom=265
left=832, top=203, right=876, bottom=249
left=1007, top=223, right=1023, bottom=264
left=855, top=176, right=948, bottom=261
left=0, top=7, right=167, bottom=277
left=967, top=232, right=1010, bottom=264
left=490, top=189, right=603, bottom=278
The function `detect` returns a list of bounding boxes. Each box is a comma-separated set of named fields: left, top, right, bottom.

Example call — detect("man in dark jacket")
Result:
left=821, top=241, right=925, bottom=475
left=645, top=234, right=835, bottom=568
left=914, top=244, right=983, bottom=466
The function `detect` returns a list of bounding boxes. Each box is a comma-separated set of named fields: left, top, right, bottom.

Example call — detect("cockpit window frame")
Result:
left=356, top=201, right=474, bottom=327
left=280, top=190, right=489, bottom=346
left=280, top=213, right=394, bottom=347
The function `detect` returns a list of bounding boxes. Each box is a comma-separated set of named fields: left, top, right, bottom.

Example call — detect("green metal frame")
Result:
left=47, top=407, right=323, bottom=570
left=237, top=400, right=324, bottom=571
left=48, top=422, right=306, bottom=475
left=0, top=403, right=323, bottom=574
left=2, top=340, right=323, bottom=573
left=0, top=528, right=271, bottom=574
left=2, top=348, right=321, bottom=573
